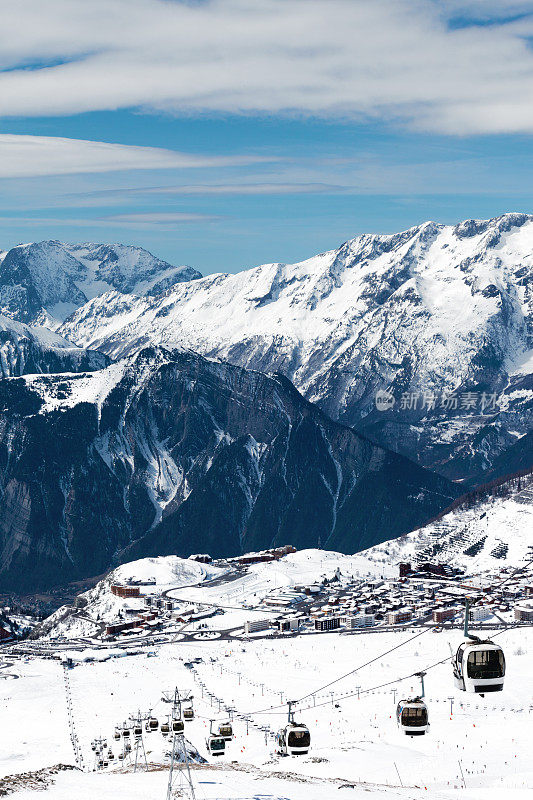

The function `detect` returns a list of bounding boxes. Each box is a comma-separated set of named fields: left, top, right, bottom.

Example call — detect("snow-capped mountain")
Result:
left=0, top=314, right=109, bottom=377
left=58, top=213, right=533, bottom=483
left=360, top=472, right=533, bottom=573
left=0, top=346, right=456, bottom=591
left=0, top=240, right=201, bottom=327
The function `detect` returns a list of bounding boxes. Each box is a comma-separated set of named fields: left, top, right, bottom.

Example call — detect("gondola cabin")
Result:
left=172, top=718, right=185, bottom=734
left=207, top=735, right=226, bottom=756
left=276, top=722, right=311, bottom=756
left=453, top=640, right=505, bottom=695
left=218, top=722, right=233, bottom=740
left=396, top=699, right=428, bottom=736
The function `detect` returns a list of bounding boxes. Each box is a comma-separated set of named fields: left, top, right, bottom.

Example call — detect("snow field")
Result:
left=2, top=624, right=533, bottom=798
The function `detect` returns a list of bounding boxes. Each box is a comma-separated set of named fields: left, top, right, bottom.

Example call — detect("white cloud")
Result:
left=103, top=212, right=220, bottom=225
left=1, top=0, right=533, bottom=134
left=0, top=134, right=270, bottom=178
left=0, top=212, right=216, bottom=227
left=81, top=182, right=340, bottom=198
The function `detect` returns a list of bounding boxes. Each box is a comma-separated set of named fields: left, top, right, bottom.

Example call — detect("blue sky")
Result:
left=1, top=0, right=533, bottom=274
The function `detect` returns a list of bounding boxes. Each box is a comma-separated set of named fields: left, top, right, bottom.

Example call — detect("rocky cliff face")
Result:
left=58, top=214, right=533, bottom=483
left=0, top=347, right=457, bottom=591
left=0, top=240, right=201, bottom=326
left=0, top=314, right=109, bottom=377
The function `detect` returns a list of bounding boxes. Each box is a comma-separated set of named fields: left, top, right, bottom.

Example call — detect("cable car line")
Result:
left=294, top=622, right=520, bottom=715
left=294, top=625, right=434, bottom=704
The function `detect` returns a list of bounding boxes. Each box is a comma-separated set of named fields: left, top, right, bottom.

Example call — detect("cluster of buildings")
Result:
left=104, top=588, right=195, bottom=638
left=243, top=562, right=533, bottom=638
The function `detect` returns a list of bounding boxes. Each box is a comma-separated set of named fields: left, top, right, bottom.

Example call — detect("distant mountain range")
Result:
left=0, top=240, right=201, bottom=327
left=57, top=213, right=533, bottom=484
left=0, top=347, right=457, bottom=591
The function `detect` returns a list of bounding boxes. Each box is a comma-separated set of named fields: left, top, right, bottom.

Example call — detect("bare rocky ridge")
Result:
left=0, top=347, right=458, bottom=591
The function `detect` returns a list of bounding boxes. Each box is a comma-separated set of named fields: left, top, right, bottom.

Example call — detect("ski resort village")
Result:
left=0, top=475, right=532, bottom=799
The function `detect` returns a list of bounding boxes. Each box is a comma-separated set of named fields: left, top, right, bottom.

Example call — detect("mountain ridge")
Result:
left=57, top=212, right=533, bottom=483
left=0, top=240, right=202, bottom=327
left=0, top=345, right=458, bottom=591
left=0, top=313, right=109, bottom=377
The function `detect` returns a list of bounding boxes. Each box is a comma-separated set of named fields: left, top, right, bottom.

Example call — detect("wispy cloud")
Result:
left=0, top=134, right=272, bottom=178
left=1, top=0, right=533, bottom=134
left=103, top=212, right=221, bottom=226
left=76, top=182, right=342, bottom=199
left=0, top=212, right=217, bottom=228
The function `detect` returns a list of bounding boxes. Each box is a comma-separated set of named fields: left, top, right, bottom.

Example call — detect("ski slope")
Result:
left=2, top=621, right=533, bottom=799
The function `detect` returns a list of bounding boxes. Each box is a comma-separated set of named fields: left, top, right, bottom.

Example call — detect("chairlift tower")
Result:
left=164, top=687, right=196, bottom=800
left=166, top=731, right=196, bottom=800
left=128, top=711, right=152, bottom=772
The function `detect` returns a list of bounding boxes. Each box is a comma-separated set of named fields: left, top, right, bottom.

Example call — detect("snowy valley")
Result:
left=3, top=538, right=533, bottom=800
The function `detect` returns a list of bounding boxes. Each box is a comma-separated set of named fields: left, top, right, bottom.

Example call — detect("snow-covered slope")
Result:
left=0, top=346, right=457, bottom=591
left=359, top=474, right=533, bottom=573
left=0, top=314, right=108, bottom=377
left=40, top=555, right=224, bottom=639
left=0, top=241, right=201, bottom=326
left=59, top=213, right=533, bottom=482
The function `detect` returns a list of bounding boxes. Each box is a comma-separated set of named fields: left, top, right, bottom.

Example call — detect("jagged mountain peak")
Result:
left=0, top=239, right=202, bottom=327
left=57, top=214, right=533, bottom=484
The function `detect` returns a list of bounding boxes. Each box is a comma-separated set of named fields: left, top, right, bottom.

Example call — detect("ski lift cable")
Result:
left=239, top=625, right=435, bottom=717
left=295, top=622, right=521, bottom=714
left=242, top=621, right=521, bottom=719
left=294, top=624, right=434, bottom=704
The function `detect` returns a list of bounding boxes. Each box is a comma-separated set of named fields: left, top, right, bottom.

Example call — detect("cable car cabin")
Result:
left=183, top=706, right=194, bottom=721
left=114, top=730, right=120, bottom=741
left=145, top=717, right=159, bottom=732
left=122, top=728, right=130, bottom=738
left=396, top=699, right=429, bottom=736
left=453, top=641, right=505, bottom=695
left=161, top=723, right=170, bottom=736
left=218, top=723, right=233, bottom=741
left=134, top=725, right=142, bottom=737
left=207, top=736, right=226, bottom=756
left=276, top=723, right=311, bottom=756
left=172, top=719, right=184, bottom=734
